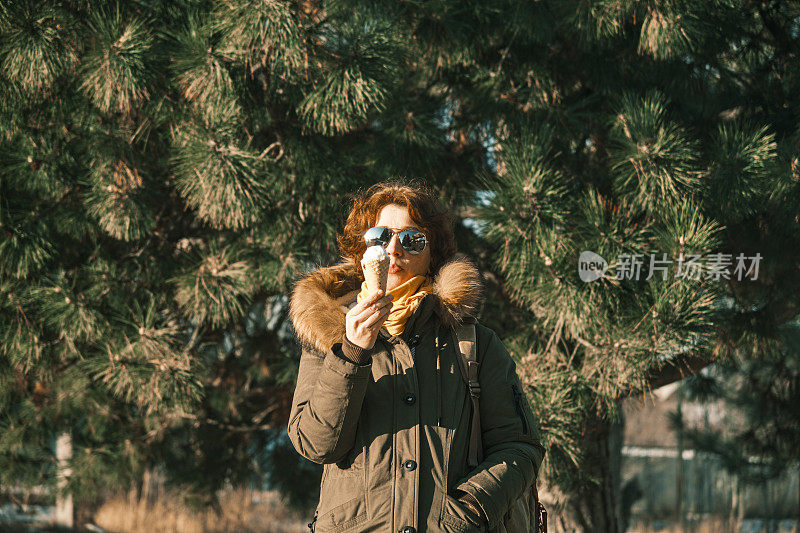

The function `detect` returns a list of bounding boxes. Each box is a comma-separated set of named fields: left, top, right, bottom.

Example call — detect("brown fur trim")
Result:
left=288, top=254, right=484, bottom=354
left=432, top=254, right=485, bottom=331
left=288, top=260, right=362, bottom=355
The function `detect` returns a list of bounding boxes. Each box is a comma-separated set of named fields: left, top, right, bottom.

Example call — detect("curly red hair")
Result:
left=337, top=180, right=457, bottom=277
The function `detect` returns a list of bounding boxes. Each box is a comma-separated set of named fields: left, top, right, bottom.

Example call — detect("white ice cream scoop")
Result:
left=362, top=245, right=389, bottom=263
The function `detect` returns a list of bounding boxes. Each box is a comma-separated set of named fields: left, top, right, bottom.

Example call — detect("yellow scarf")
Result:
left=356, top=274, right=435, bottom=336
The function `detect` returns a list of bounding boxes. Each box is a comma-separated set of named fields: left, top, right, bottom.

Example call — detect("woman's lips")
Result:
left=389, top=264, right=402, bottom=274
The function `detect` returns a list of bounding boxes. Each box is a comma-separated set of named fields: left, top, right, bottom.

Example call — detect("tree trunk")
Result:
left=53, top=431, right=74, bottom=528
left=676, top=387, right=685, bottom=530
left=540, top=407, right=625, bottom=532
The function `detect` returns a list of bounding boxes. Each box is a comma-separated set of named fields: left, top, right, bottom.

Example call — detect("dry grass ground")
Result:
left=630, top=516, right=799, bottom=533
left=93, top=488, right=308, bottom=533
left=630, top=518, right=732, bottom=533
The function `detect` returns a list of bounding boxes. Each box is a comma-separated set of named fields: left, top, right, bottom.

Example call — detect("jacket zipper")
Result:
left=408, top=334, right=420, bottom=357
left=511, top=384, right=529, bottom=435
left=435, top=325, right=441, bottom=427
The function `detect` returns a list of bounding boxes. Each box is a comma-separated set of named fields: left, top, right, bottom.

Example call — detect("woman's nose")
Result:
left=385, top=234, right=403, bottom=256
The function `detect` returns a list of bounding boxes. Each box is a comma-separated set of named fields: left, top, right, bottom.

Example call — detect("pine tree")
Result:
left=459, top=2, right=800, bottom=530
left=3, top=1, right=800, bottom=531
left=0, top=0, right=395, bottom=519
left=0, top=0, right=483, bottom=521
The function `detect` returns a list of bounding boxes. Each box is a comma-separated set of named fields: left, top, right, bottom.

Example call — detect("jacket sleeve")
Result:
left=453, top=328, right=546, bottom=527
left=286, top=336, right=373, bottom=464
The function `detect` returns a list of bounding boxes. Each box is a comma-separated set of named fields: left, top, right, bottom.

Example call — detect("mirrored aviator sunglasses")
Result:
left=363, top=226, right=428, bottom=254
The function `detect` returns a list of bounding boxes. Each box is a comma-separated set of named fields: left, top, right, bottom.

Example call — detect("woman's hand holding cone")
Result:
left=345, top=290, right=394, bottom=349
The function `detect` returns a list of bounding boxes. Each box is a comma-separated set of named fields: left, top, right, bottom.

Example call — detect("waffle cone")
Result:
left=362, top=258, right=389, bottom=294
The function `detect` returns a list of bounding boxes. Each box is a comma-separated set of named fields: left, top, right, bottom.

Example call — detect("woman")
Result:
left=288, top=181, right=545, bottom=533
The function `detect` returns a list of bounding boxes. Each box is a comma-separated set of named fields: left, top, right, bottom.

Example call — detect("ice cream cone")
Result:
left=363, top=257, right=389, bottom=294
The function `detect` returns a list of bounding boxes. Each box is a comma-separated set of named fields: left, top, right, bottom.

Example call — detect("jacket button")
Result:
left=400, top=527, right=416, bottom=533
left=403, top=393, right=416, bottom=405
left=403, top=459, right=417, bottom=471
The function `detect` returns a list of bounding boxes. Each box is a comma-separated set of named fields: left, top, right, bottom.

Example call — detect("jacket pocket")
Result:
left=314, top=496, right=368, bottom=533
left=440, top=493, right=484, bottom=533
left=316, top=468, right=367, bottom=532
left=315, top=497, right=368, bottom=533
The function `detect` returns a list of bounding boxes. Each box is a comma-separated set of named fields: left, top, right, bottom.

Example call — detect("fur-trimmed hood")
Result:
left=289, top=254, right=485, bottom=354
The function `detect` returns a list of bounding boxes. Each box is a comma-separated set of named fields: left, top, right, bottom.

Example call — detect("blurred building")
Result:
left=621, top=383, right=799, bottom=531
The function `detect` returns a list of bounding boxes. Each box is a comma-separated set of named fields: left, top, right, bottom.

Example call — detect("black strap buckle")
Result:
left=537, top=502, right=547, bottom=532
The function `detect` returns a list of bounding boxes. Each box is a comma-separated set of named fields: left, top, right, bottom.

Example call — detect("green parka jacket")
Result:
left=288, top=255, right=545, bottom=533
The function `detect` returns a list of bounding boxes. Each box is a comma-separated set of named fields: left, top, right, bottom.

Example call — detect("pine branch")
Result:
left=635, top=347, right=717, bottom=394
left=635, top=289, right=800, bottom=395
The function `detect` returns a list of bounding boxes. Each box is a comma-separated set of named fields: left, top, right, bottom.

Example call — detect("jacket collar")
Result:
left=289, top=254, right=485, bottom=354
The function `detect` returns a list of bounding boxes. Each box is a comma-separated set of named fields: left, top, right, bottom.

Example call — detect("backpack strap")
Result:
left=452, top=317, right=483, bottom=467
left=454, top=318, right=548, bottom=531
